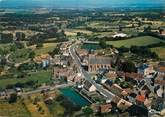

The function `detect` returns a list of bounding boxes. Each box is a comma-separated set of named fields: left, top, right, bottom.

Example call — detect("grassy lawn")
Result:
left=34, top=43, right=57, bottom=55
left=151, top=46, right=165, bottom=60
left=106, top=36, right=165, bottom=48
left=0, top=70, right=52, bottom=89
left=0, top=101, right=31, bottom=117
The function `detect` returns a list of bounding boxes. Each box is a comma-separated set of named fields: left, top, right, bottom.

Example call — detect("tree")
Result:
left=49, top=48, right=60, bottom=57
left=119, top=61, right=136, bottom=73
left=29, top=51, right=35, bottom=60
left=119, top=25, right=123, bottom=32
left=36, top=43, right=43, bottom=48
left=10, top=44, right=17, bottom=52
left=158, top=27, right=164, bottom=34
left=99, top=40, right=107, bottom=49
left=9, top=93, right=17, bottom=103
left=16, top=32, right=25, bottom=41
left=77, top=32, right=82, bottom=37
left=144, top=25, right=151, bottom=32
left=82, top=106, right=93, bottom=117
left=0, top=33, right=13, bottom=43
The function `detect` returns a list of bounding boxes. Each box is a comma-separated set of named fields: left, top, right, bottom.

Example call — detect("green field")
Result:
left=106, top=36, right=165, bottom=48
left=34, top=43, right=57, bottom=55
left=151, top=46, right=165, bottom=60
left=9, top=48, right=31, bottom=63
left=0, top=101, right=31, bottom=117
left=0, top=70, right=52, bottom=89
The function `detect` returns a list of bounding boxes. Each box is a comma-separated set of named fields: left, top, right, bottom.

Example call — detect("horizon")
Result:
left=0, top=0, right=165, bottom=9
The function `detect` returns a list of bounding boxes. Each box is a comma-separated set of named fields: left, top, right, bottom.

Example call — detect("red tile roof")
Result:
left=136, top=95, right=145, bottom=102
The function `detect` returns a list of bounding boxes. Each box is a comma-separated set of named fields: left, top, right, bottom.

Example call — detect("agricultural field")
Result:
left=106, top=36, right=165, bottom=48
left=0, top=70, right=52, bottom=89
left=151, top=46, right=165, bottom=60
left=24, top=97, right=52, bottom=117
left=23, top=91, right=63, bottom=117
left=0, top=101, right=31, bottom=117
left=33, top=43, right=57, bottom=55
left=65, top=29, right=92, bottom=36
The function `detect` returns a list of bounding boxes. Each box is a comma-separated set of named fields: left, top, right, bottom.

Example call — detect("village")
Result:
left=0, top=6, right=165, bottom=117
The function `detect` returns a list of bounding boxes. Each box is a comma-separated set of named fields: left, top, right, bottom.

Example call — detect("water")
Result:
left=59, top=88, right=90, bottom=107
left=81, top=43, right=101, bottom=51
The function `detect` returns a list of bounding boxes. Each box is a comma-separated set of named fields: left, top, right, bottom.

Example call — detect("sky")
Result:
left=0, top=0, right=165, bottom=8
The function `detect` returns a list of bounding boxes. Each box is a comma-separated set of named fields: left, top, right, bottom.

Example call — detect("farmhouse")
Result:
left=88, top=55, right=112, bottom=73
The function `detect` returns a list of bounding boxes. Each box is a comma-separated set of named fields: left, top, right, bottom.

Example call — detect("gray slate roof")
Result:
left=89, top=56, right=112, bottom=65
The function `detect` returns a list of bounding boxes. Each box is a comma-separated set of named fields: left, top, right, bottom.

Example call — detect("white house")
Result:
left=112, top=33, right=128, bottom=38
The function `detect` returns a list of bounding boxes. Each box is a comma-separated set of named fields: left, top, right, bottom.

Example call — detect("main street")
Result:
left=69, top=43, right=115, bottom=101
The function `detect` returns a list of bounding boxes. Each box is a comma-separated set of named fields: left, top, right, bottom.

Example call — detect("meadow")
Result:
left=0, top=70, right=52, bottom=89
left=151, top=46, right=165, bottom=60
left=106, top=36, right=165, bottom=48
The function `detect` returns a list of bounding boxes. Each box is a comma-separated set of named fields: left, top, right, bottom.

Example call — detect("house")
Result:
left=151, top=97, right=164, bottom=111
left=112, top=33, right=128, bottom=38
left=83, top=80, right=96, bottom=92
left=155, top=62, right=165, bottom=75
left=76, top=48, right=89, bottom=66
left=138, top=63, right=148, bottom=74
left=91, top=104, right=101, bottom=113
left=100, top=103, right=112, bottom=113
left=127, top=93, right=137, bottom=103
left=53, top=67, right=75, bottom=82
left=34, top=54, right=52, bottom=68
left=63, top=49, right=70, bottom=56
left=138, top=64, right=155, bottom=76
left=136, top=94, right=146, bottom=105
left=76, top=48, right=88, bottom=57
left=53, top=68, right=68, bottom=79
left=44, top=97, right=54, bottom=104
left=91, top=103, right=112, bottom=114
left=159, top=29, right=165, bottom=36
left=53, top=55, right=61, bottom=65
left=88, top=55, right=112, bottom=73
left=102, top=79, right=113, bottom=89
left=60, top=42, right=69, bottom=51
left=109, top=84, right=128, bottom=98
left=117, top=99, right=132, bottom=111
left=105, top=71, right=117, bottom=81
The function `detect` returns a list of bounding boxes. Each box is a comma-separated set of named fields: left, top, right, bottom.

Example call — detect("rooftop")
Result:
left=89, top=55, right=112, bottom=65
left=136, top=95, right=145, bottom=102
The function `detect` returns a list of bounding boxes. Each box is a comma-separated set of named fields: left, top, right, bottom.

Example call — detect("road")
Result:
left=22, top=82, right=74, bottom=96
left=69, top=44, right=115, bottom=101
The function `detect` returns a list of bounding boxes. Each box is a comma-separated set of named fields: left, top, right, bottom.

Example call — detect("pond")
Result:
left=81, top=43, right=101, bottom=50
left=59, top=88, right=90, bottom=107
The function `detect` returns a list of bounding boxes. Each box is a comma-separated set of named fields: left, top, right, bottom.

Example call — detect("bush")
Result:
left=9, top=93, right=17, bottom=103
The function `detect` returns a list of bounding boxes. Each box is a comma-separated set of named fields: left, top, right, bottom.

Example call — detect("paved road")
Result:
left=69, top=44, right=115, bottom=101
